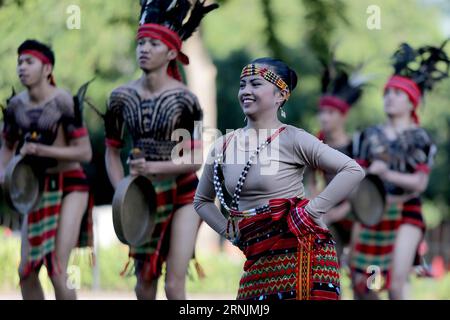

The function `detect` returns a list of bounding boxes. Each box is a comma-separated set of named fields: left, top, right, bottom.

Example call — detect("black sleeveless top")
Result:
left=353, top=125, right=437, bottom=195
left=104, top=87, right=203, bottom=161
left=2, top=91, right=86, bottom=149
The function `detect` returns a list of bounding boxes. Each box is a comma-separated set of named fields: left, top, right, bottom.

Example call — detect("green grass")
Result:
left=1, top=230, right=449, bottom=299
left=0, top=230, right=244, bottom=294
left=0, top=233, right=21, bottom=291
left=338, top=267, right=450, bottom=300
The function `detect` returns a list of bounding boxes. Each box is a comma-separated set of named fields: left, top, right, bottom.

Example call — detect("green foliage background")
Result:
left=0, top=0, right=449, bottom=295
left=0, top=0, right=448, bottom=215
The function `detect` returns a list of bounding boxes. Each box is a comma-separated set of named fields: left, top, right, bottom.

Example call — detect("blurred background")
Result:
left=0, top=0, right=449, bottom=299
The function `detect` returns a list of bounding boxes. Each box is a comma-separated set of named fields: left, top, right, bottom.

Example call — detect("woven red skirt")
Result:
left=20, top=169, right=93, bottom=280
left=123, top=172, right=200, bottom=281
left=235, top=197, right=341, bottom=300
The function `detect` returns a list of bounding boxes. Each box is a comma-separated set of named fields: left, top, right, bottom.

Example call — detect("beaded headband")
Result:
left=240, top=64, right=291, bottom=100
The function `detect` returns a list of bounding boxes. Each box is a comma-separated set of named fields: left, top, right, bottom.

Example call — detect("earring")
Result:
left=280, top=107, right=286, bottom=119
left=244, top=116, right=248, bottom=122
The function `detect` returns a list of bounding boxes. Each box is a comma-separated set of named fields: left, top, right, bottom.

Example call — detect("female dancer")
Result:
left=350, top=41, right=449, bottom=300
left=194, top=58, right=365, bottom=300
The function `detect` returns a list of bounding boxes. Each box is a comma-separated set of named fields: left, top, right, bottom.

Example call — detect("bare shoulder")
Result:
left=110, top=81, right=140, bottom=98
left=7, top=91, right=27, bottom=108
left=107, top=82, right=141, bottom=111
left=167, top=84, right=200, bottom=106
left=116, top=80, right=139, bottom=91
left=164, top=79, right=193, bottom=96
left=54, top=88, right=74, bottom=109
left=55, top=88, right=73, bottom=102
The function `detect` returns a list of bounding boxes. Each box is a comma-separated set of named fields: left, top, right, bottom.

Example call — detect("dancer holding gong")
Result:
left=194, top=58, right=365, bottom=300
left=350, top=41, right=449, bottom=300
left=104, top=0, right=218, bottom=300
left=0, top=39, right=93, bottom=300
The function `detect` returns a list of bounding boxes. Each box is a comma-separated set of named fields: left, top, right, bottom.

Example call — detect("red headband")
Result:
left=384, top=75, right=422, bottom=124
left=137, top=23, right=189, bottom=81
left=19, top=50, right=56, bottom=86
left=318, top=95, right=351, bottom=114
left=20, top=50, right=52, bottom=65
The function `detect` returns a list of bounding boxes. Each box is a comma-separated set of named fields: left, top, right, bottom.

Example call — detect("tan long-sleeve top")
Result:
left=193, top=125, right=365, bottom=236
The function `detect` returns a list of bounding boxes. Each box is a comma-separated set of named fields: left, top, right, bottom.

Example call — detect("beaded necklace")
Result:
left=213, top=126, right=286, bottom=239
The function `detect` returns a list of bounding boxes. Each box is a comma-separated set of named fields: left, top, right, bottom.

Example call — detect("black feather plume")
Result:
left=320, top=57, right=369, bottom=106
left=179, top=1, right=219, bottom=40
left=164, top=0, right=191, bottom=31
left=73, top=78, right=95, bottom=127
left=139, top=0, right=163, bottom=25
left=84, top=98, right=105, bottom=119
left=390, top=40, right=450, bottom=93
left=415, top=39, right=450, bottom=92
left=139, top=0, right=218, bottom=41
left=1, top=87, right=17, bottom=113
left=391, top=43, right=418, bottom=76
left=6, top=86, right=16, bottom=106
